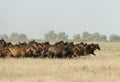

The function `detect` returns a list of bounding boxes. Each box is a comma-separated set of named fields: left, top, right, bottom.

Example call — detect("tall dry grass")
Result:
left=0, top=42, right=120, bottom=82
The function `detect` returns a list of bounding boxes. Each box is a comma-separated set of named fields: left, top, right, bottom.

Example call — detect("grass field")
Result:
left=0, top=42, right=120, bottom=82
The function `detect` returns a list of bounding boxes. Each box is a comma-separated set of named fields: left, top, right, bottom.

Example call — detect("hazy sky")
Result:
left=0, top=0, right=120, bottom=39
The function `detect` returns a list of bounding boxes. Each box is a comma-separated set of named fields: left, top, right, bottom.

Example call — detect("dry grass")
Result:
left=0, top=42, right=120, bottom=82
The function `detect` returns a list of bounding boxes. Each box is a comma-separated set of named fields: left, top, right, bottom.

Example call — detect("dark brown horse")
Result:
left=0, top=47, right=10, bottom=58
left=63, top=42, right=74, bottom=58
left=86, top=43, right=100, bottom=56
left=0, top=39, right=7, bottom=47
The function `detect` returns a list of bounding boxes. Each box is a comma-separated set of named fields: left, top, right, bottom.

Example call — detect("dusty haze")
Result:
left=0, top=0, right=120, bottom=39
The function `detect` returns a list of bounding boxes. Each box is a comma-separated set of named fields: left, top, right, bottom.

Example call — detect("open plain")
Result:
left=0, top=42, right=120, bottom=82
